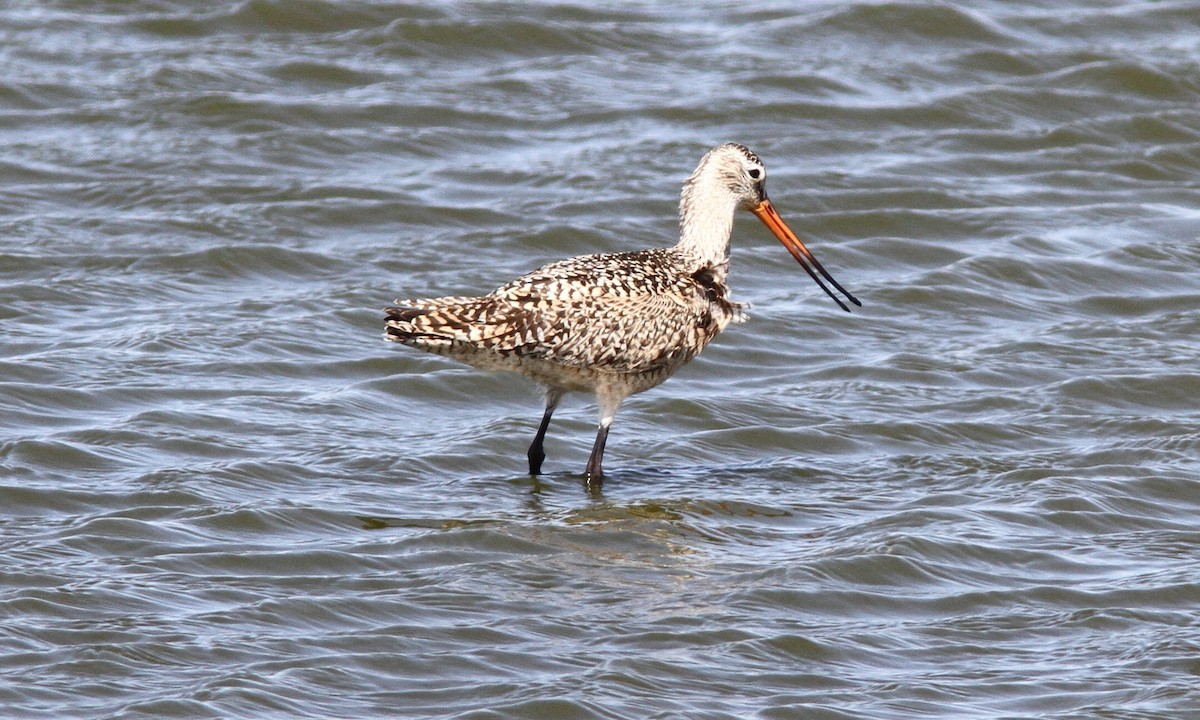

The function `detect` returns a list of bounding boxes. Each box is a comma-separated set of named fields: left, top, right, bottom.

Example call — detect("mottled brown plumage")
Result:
left=385, top=143, right=859, bottom=484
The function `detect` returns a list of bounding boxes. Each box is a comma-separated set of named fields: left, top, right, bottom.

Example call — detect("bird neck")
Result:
left=674, top=172, right=738, bottom=268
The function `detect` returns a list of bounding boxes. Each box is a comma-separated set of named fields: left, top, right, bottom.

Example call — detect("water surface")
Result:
left=2, top=1, right=1199, bottom=718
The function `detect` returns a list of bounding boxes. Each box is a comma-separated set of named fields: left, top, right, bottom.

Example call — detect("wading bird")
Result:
left=385, top=143, right=858, bottom=485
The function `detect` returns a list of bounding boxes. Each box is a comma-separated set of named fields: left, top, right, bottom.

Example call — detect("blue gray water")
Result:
left=2, top=1, right=1199, bottom=718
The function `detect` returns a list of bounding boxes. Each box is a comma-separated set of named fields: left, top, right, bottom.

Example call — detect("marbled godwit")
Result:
left=385, top=143, right=859, bottom=485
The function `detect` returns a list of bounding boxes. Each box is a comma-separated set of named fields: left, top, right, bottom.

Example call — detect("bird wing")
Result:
left=487, top=249, right=718, bottom=374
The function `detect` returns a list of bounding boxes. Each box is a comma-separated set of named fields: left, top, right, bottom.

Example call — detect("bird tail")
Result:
left=385, top=295, right=526, bottom=346
left=384, top=293, right=545, bottom=372
left=385, top=298, right=471, bottom=349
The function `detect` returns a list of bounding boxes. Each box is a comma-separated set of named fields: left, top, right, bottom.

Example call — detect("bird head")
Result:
left=689, top=143, right=861, bottom=313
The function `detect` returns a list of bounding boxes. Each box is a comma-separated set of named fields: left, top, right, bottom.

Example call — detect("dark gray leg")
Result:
left=527, top=389, right=563, bottom=476
left=584, top=390, right=625, bottom=486
left=584, top=420, right=611, bottom=485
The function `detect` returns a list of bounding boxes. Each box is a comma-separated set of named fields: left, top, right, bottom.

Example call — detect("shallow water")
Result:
left=2, top=1, right=1199, bottom=718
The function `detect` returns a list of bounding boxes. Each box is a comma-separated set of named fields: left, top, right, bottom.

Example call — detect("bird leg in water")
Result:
left=584, top=421, right=610, bottom=484
left=585, top=391, right=626, bottom=483
left=527, top=390, right=563, bottom=476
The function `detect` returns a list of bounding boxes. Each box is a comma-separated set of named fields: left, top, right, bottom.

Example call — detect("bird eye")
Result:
left=748, top=168, right=762, bottom=179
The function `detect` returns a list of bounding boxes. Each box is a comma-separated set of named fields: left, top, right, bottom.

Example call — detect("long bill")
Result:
left=751, top=198, right=861, bottom=313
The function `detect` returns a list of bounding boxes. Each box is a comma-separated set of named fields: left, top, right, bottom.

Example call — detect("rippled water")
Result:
left=3, top=1, right=1200, bottom=718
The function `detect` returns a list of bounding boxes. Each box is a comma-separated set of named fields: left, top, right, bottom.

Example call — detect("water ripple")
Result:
left=3, top=1, right=1200, bottom=718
